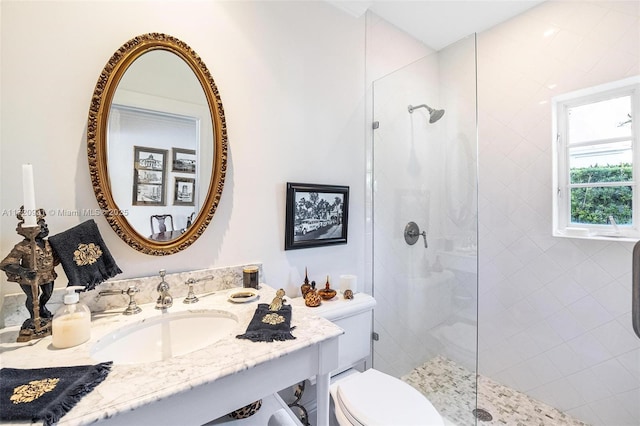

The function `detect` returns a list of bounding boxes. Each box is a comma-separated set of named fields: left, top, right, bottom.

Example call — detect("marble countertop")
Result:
left=0, top=285, right=343, bottom=425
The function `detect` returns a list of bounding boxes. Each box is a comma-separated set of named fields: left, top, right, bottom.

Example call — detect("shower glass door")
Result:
left=371, top=34, right=478, bottom=426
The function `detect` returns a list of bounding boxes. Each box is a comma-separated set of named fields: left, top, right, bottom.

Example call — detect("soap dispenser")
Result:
left=52, top=286, right=91, bottom=349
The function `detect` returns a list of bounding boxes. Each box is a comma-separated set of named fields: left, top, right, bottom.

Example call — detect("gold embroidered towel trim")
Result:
left=0, top=362, right=112, bottom=426
left=48, top=220, right=122, bottom=291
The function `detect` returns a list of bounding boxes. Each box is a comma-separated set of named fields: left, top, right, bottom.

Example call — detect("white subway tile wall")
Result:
left=478, top=1, right=640, bottom=425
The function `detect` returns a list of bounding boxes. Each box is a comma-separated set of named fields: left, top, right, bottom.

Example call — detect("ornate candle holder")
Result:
left=0, top=208, right=58, bottom=342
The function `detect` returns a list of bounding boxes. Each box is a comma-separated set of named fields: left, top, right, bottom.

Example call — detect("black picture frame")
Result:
left=133, top=146, right=166, bottom=206
left=285, top=182, right=349, bottom=250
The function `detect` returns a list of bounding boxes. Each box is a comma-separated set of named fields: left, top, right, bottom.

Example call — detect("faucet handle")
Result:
left=123, top=285, right=142, bottom=315
left=183, top=275, right=213, bottom=304
left=184, top=278, right=199, bottom=304
left=98, top=285, right=141, bottom=315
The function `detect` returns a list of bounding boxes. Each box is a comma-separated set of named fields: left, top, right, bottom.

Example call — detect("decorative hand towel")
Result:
left=49, top=220, right=122, bottom=291
left=236, top=304, right=296, bottom=342
left=0, top=362, right=112, bottom=426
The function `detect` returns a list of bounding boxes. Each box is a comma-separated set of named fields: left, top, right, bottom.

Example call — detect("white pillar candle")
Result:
left=22, top=164, right=38, bottom=227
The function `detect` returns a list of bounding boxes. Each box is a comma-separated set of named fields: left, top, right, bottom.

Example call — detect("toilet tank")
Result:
left=290, top=294, right=376, bottom=374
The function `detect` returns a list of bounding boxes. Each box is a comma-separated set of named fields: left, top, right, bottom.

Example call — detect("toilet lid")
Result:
left=335, top=369, right=444, bottom=426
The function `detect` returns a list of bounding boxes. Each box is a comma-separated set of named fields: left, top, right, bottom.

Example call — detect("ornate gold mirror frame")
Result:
left=87, top=33, right=227, bottom=255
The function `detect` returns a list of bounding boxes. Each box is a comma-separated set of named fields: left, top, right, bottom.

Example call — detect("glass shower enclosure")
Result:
left=371, top=35, right=479, bottom=425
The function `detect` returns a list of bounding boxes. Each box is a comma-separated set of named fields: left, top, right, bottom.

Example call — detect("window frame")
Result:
left=552, top=76, right=640, bottom=242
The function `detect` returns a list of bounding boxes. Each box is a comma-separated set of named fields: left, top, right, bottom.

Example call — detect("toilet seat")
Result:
left=330, top=369, right=444, bottom=426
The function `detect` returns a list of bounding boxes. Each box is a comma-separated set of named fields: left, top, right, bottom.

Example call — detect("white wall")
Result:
left=365, top=2, right=639, bottom=424
left=0, top=2, right=366, bottom=317
left=478, top=2, right=640, bottom=425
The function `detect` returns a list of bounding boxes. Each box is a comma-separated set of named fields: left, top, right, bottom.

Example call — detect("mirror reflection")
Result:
left=108, top=50, right=213, bottom=242
left=87, top=33, right=227, bottom=256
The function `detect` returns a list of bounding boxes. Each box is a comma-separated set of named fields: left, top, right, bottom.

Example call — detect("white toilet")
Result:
left=330, top=368, right=444, bottom=426
left=291, top=292, right=445, bottom=426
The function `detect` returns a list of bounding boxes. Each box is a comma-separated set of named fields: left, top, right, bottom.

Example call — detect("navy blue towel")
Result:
left=49, top=220, right=122, bottom=291
left=236, top=304, right=296, bottom=342
left=0, top=362, right=112, bottom=426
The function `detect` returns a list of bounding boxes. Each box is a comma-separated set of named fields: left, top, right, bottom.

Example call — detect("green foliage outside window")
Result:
left=570, top=163, right=633, bottom=225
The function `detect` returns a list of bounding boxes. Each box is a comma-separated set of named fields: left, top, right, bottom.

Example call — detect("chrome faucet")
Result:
left=98, top=285, right=142, bottom=315
left=183, top=275, right=213, bottom=304
left=155, top=269, right=173, bottom=310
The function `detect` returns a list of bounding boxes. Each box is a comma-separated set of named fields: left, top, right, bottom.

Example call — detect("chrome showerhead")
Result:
left=407, top=104, right=445, bottom=123
left=428, top=107, right=445, bottom=123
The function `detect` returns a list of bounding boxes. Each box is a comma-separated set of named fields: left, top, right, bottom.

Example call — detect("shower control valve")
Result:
left=404, top=221, right=428, bottom=248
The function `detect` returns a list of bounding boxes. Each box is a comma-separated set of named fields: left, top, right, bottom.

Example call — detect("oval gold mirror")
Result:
left=87, top=33, right=227, bottom=255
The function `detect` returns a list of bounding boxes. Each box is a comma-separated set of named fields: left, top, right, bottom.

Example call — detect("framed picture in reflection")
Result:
left=133, top=146, right=166, bottom=206
left=174, top=177, right=195, bottom=206
left=172, top=148, right=196, bottom=173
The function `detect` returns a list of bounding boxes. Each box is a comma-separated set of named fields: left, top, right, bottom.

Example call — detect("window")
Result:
left=553, top=76, right=640, bottom=241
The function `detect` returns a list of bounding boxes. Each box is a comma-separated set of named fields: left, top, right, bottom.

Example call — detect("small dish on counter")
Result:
left=228, top=288, right=259, bottom=303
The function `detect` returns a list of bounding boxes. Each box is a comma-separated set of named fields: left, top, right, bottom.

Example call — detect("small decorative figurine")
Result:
left=343, top=289, right=354, bottom=300
left=269, top=288, right=286, bottom=311
left=318, top=275, right=337, bottom=300
left=300, top=267, right=311, bottom=297
left=304, top=281, right=322, bottom=307
left=0, top=208, right=59, bottom=342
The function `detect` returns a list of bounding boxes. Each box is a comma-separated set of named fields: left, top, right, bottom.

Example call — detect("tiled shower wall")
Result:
left=369, top=30, right=478, bottom=380
left=370, top=52, right=446, bottom=377
left=477, top=1, right=640, bottom=425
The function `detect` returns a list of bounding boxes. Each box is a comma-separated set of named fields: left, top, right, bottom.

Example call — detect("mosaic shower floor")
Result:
left=402, top=356, right=589, bottom=426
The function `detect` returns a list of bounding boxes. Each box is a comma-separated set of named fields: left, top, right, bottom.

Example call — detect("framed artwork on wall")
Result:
left=174, top=177, right=195, bottom=206
left=172, top=148, right=196, bottom=173
left=284, top=182, right=349, bottom=250
left=133, top=146, right=166, bottom=206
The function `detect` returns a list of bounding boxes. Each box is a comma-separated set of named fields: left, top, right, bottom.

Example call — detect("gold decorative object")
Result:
left=0, top=208, right=59, bottom=342
left=262, top=313, right=286, bottom=325
left=10, top=378, right=60, bottom=404
left=304, top=281, right=322, bottom=307
left=87, top=33, right=228, bottom=255
left=73, top=243, right=103, bottom=266
left=343, top=289, right=354, bottom=300
left=318, top=276, right=337, bottom=300
left=300, top=267, right=311, bottom=297
left=269, top=288, right=285, bottom=311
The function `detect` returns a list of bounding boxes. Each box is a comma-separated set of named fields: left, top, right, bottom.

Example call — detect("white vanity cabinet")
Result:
left=96, top=330, right=339, bottom=426
left=207, top=393, right=300, bottom=425
left=0, top=285, right=342, bottom=426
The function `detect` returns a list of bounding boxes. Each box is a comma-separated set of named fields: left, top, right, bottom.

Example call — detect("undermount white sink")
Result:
left=90, top=309, right=238, bottom=365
